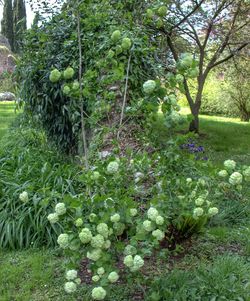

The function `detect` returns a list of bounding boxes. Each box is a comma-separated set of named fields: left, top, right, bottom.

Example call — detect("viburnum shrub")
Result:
left=47, top=152, right=225, bottom=299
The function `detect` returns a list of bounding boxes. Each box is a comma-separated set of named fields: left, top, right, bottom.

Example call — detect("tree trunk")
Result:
left=240, top=112, right=250, bottom=122
left=189, top=111, right=199, bottom=133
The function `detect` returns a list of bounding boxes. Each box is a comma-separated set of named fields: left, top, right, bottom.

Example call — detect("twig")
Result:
left=76, top=1, right=89, bottom=169
left=117, top=53, right=132, bottom=139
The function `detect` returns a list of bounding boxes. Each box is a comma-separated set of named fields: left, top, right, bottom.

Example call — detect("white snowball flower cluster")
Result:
left=91, top=287, right=107, bottom=300
left=124, top=245, right=137, bottom=256
left=75, top=218, right=83, bottom=227
left=97, top=267, right=105, bottom=275
left=92, top=275, right=100, bottom=282
left=243, top=167, right=250, bottom=178
left=55, top=203, right=66, bottom=215
left=143, top=220, right=154, bottom=232
left=91, top=234, right=105, bottom=248
left=79, top=228, right=92, bottom=243
left=107, top=161, right=119, bottom=174
left=152, top=229, right=165, bottom=241
left=143, top=80, right=156, bottom=94
left=87, top=249, right=102, bottom=261
left=97, top=223, right=109, bottom=238
left=19, top=191, right=28, bottom=203
left=208, top=207, right=219, bottom=217
left=186, top=178, right=192, bottom=184
left=218, top=170, right=228, bottom=178
left=113, top=222, right=125, bottom=236
left=103, top=240, right=111, bottom=249
left=224, top=160, right=236, bottom=171
left=124, top=255, right=144, bottom=272
left=155, top=215, right=164, bottom=225
left=91, top=171, right=100, bottom=180
left=110, top=213, right=120, bottom=223
left=57, top=233, right=69, bottom=249
left=195, top=197, right=204, bottom=206
left=89, top=213, right=97, bottom=222
left=66, top=270, right=78, bottom=281
left=147, top=207, right=159, bottom=221
left=47, top=213, right=59, bottom=224
left=229, top=172, right=243, bottom=185
left=193, top=207, right=204, bottom=218
left=130, top=208, right=138, bottom=217
left=64, top=281, right=77, bottom=293
left=108, top=271, right=119, bottom=283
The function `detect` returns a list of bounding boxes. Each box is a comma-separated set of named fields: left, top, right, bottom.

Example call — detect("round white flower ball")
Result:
left=55, top=203, right=66, bottom=215
left=124, top=255, right=134, bottom=268
left=133, top=255, right=144, bottom=270
left=243, top=167, right=250, bottom=178
left=143, top=220, right=154, bottom=232
left=66, top=270, right=78, bottom=281
left=87, top=249, right=102, bottom=261
left=152, top=229, right=165, bottom=241
left=143, top=80, right=156, bottom=94
left=64, top=281, right=77, bottom=294
left=75, top=218, right=83, bottom=227
left=107, top=161, right=119, bottom=174
left=208, top=207, right=219, bottom=217
left=57, top=233, right=69, bottom=248
left=147, top=207, right=159, bottom=221
left=103, top=240, right=111, bottom=249
left=108, top=271, right=119, bottom=283
left=91, top=287, right=107, bottom=300
left=229, top=172, right=243, bottom=185
left=224, top=160, right=236, bottom=171
left=193, top=207, right=204, bottom=218
left=124, top=245, right=137, bottom=256
left=130, top=208, right=138, bottom=217
left=79, top=228, right=92, bottom=244
left=91, top=171, right=101, bottom=180
left=155, top=215, right=164, bottom=225
left=97, top=267, right=105, bottom=276
left=92, top=275, right=100, bottom=282
left=97, top=223, right=109, bottom=238
left=19, top=191, right=28, bottom=203
left=110, top=213, right=120, bottom=223
left=218, top=170, right=228, bottom=178
left=91, top=234, right=105, bottom=249
left=195, top=197, right=204, bottom=206
left=47, top=213, right=59, bottom=224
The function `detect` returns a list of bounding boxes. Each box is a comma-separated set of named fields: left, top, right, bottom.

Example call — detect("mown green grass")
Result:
left=0, top=101, right=19, bottom=140
left=154, top=108, right=250, bottom=165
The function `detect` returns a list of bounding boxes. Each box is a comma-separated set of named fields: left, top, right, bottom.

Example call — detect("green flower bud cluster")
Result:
left=123, top=254, right=144, bottom=272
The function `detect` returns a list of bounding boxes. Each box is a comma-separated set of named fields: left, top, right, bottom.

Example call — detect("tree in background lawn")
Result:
left=1, top=0, right=14, bottom=51
left=150, top=0, right=249, bottom=132
left=13, top=0, right=27, bottom=52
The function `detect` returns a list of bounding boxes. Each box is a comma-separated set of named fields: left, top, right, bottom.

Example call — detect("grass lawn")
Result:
left=0, top=102, right=249, bottom=300
left=154, top=108, right=250, bottom=166
left=0, top=101, right=20, bottom=140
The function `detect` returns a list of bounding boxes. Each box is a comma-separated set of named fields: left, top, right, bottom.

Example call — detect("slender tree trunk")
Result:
left=188, top=77, right=205, bottom=133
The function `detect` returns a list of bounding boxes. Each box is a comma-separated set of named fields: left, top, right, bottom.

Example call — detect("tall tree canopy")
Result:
left=150, top=0, right=250, bottom=132
left=13, top=0, right=27, bottom=52
left=1, top=0, right=14, bottom=51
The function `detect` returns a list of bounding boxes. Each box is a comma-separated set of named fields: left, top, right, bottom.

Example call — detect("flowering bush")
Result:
left=46, top=151, right=226, bottom=299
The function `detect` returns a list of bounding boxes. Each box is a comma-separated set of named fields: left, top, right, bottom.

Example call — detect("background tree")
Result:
left=13, top=0, right=27, bottom=52
left=1, top=0, right=14, bottom=51
left=149, top=0, right=250, bottom=132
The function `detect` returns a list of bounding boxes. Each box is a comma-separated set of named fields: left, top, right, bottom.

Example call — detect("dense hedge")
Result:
left=16, top=1, right=157, bottom=153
